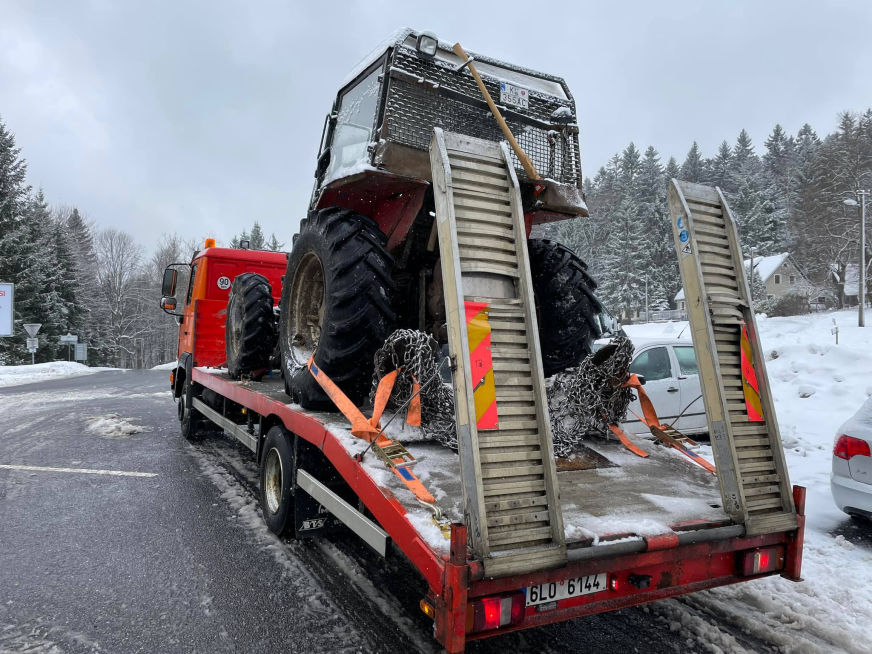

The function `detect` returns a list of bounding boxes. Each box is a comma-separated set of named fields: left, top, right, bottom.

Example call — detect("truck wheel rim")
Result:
left=264, top=447, right=284, bottom=514
left=288, top=252, right=325, bottom=366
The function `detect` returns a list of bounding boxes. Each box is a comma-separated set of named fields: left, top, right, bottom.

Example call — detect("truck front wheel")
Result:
left=260, top=425, right=295, bottom=536
left=280, top=207, right=395, bottom=409
left=178, top=377, right=203, bottom=441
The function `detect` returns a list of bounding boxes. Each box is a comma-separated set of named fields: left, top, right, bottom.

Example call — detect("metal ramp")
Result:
left=430, top=128, right=566, bottom=577
left=667, top=179, right=797, bottom=536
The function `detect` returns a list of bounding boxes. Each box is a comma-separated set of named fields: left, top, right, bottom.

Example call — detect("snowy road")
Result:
left=0, top=368, right=861, bottom=653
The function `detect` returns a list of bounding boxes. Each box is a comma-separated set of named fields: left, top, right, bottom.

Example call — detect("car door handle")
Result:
left=667, top=386, right=679, bottom=393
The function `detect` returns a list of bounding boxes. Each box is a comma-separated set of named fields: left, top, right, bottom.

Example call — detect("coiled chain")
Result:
left=547, top=336, right=635, bottom=457
left=370, top=329, right=457, bottom=448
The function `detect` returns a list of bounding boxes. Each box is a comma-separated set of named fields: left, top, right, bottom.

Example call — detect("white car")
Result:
left=831, top=397, right=872, bottom=520
left=620, top=339, right=707, bottom=437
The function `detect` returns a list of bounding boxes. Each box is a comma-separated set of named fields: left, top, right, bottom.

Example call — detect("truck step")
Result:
left=668, top=180, right=797, bottom=535
left=431, top=128, right=565, bottom=577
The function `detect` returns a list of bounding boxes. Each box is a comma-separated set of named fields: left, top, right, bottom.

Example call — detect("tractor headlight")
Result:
left=416, top=31, right=438, bottom=58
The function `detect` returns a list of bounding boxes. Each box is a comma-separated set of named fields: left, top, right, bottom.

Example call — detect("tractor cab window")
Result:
left=326, top=66, right=381, bottom=180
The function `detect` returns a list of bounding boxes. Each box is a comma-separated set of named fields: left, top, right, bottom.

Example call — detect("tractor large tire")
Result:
left=226, top=272, right=276, bottom=380
left=280, top=207, right=395, bottom=409
left=528, top=238, right=602, bottom=376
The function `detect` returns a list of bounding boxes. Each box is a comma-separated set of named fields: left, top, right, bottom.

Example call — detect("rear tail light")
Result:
left=467, top=593, right=525, bottom=633
left=741, top=545, right=785, bottom=576
left=834, top=434, right=871, bottom=460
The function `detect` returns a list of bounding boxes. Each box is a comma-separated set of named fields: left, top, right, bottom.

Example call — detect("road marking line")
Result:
left=0, top=464, right=157, bottom=478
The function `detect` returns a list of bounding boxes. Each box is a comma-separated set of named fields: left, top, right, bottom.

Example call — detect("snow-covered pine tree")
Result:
left=0, top=118, right=31, bottom=362
left=679, top=142, right=706, bottom=183
left=708, top=141, right=733, bottom=191
left=266, top=233, right=284, bottom=251
left=635, top=146, right=679, bottom=313
left=15, top=190, right=61, bottom=362
left=249, top=221, right=266, bottom=250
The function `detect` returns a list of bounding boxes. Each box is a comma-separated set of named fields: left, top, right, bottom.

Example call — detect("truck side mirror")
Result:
left=162, top=268, right=177, bottom=296
left=161, top=297, right=177, bottom=311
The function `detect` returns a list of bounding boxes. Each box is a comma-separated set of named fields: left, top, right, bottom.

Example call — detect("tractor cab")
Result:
left=311, top=28, right=588, bottom=254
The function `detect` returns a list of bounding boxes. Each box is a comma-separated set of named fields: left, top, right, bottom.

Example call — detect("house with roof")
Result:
left=674, top=252, right=811, bottom=311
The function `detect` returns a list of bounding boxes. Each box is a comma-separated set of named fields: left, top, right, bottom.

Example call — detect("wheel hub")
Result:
left=263, top=447, right=284, bottom=515
left=287, top=252, right=325, bottom=367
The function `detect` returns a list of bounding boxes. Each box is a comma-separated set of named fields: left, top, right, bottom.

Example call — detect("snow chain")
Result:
left=371, top=331, right=636, bottom=458
left=370, top=329, right=457, bottom=449
left=547, top=336, right=636, bottom=458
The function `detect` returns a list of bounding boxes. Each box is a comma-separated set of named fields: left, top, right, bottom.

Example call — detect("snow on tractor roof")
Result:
left=339, top=28, right=570, bottom=100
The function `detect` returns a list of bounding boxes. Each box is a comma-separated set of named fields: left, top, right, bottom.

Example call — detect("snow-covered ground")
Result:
left=0, top=361, right=117, bottom=388
left=151, top=361, right=176, bottom=371
left=626, top=310, right=872, bottom=653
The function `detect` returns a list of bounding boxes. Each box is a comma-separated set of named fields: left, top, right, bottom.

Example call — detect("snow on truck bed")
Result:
left=198, top=369, right=725, bottom=555
left=325, top=423, right=725, bottom=554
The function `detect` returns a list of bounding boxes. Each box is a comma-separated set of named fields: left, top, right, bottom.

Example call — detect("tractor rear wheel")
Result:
left=225, top=272, right=276, bottom=380
left=528, top=238, right=602, bottom=376
left=280, top=207, right=395, bottom=409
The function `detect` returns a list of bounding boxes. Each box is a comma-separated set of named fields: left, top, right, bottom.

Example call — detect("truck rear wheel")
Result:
left=260, top=425, right=295, bottom=536
left=225, top=272, right=276, bottom=380
left=280, top=207, right=395, bottom=409
left=528, top=238, right=602, bottom=376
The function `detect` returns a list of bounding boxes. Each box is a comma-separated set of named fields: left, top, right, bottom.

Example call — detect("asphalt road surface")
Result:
left=0, top=371, right=782, bottom=654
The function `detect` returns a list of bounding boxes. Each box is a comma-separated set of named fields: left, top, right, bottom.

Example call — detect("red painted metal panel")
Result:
left=190, top=369, right=446, bottom=591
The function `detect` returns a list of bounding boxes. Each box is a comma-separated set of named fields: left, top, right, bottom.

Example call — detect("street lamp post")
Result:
left=844, top=190, right=868, bottom=327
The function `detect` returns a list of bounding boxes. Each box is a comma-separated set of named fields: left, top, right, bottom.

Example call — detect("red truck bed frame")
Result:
left=190, top=367, right=805, bottom=654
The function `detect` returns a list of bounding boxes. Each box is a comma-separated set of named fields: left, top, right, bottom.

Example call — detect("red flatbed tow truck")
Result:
left=160, top=178, right=805, bottom=652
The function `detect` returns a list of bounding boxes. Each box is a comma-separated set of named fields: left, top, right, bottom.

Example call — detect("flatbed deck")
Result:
left=197, top=369, right=727, bottom=555
left=189, top=365, right=804, bottom=654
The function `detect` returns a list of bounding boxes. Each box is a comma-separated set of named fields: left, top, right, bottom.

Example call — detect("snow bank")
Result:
left=636, top=309, right=872, bottom=652
left=0, top=361, right=116, bottom=388
left=151, top=361, right=177, bottom=371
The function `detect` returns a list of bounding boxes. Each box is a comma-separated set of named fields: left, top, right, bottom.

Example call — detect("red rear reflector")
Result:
left=467, top=592, right=525, bottom=633
left=834, top=434, right=871, bottom=460
left=741, top=545, right=785, bottom=576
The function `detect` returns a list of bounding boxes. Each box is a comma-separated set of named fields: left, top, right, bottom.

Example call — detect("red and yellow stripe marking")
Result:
left=740, top=324, right=764, bottom=422
left=465, top=301, right=499, bottom=430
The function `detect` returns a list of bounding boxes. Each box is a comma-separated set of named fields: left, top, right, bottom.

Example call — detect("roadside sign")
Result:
left=26, top=337, right=38, bottom=352
left=23, top=323, right=42, bottom=337
left=0, top=283, right=12, bottom=337
left=59, top=333, right=78, bottom=344
left=74, top=343, right=87, bottom=361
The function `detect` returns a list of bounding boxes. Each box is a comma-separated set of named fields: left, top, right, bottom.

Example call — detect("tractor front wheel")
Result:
left=280, top=207, right=395, bottom=409
left=225, top=272, right=276, bottom=380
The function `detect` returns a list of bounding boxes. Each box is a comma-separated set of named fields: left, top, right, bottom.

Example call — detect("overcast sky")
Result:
left=2, top=1, right=871, bottom=250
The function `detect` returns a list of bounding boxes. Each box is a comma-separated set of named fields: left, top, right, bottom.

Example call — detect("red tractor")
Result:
left=163, top=29, right=603, bottom=413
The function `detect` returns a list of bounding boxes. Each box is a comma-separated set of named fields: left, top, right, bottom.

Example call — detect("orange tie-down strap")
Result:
left=306, top=357, right=437, bottom=506
left=619, top=374, right=716, bottom=474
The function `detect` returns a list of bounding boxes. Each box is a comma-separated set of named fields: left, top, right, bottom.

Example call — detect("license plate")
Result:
left=499, top=81, right=529, bottom=109
left=526, top=573, right=607, bottom=606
